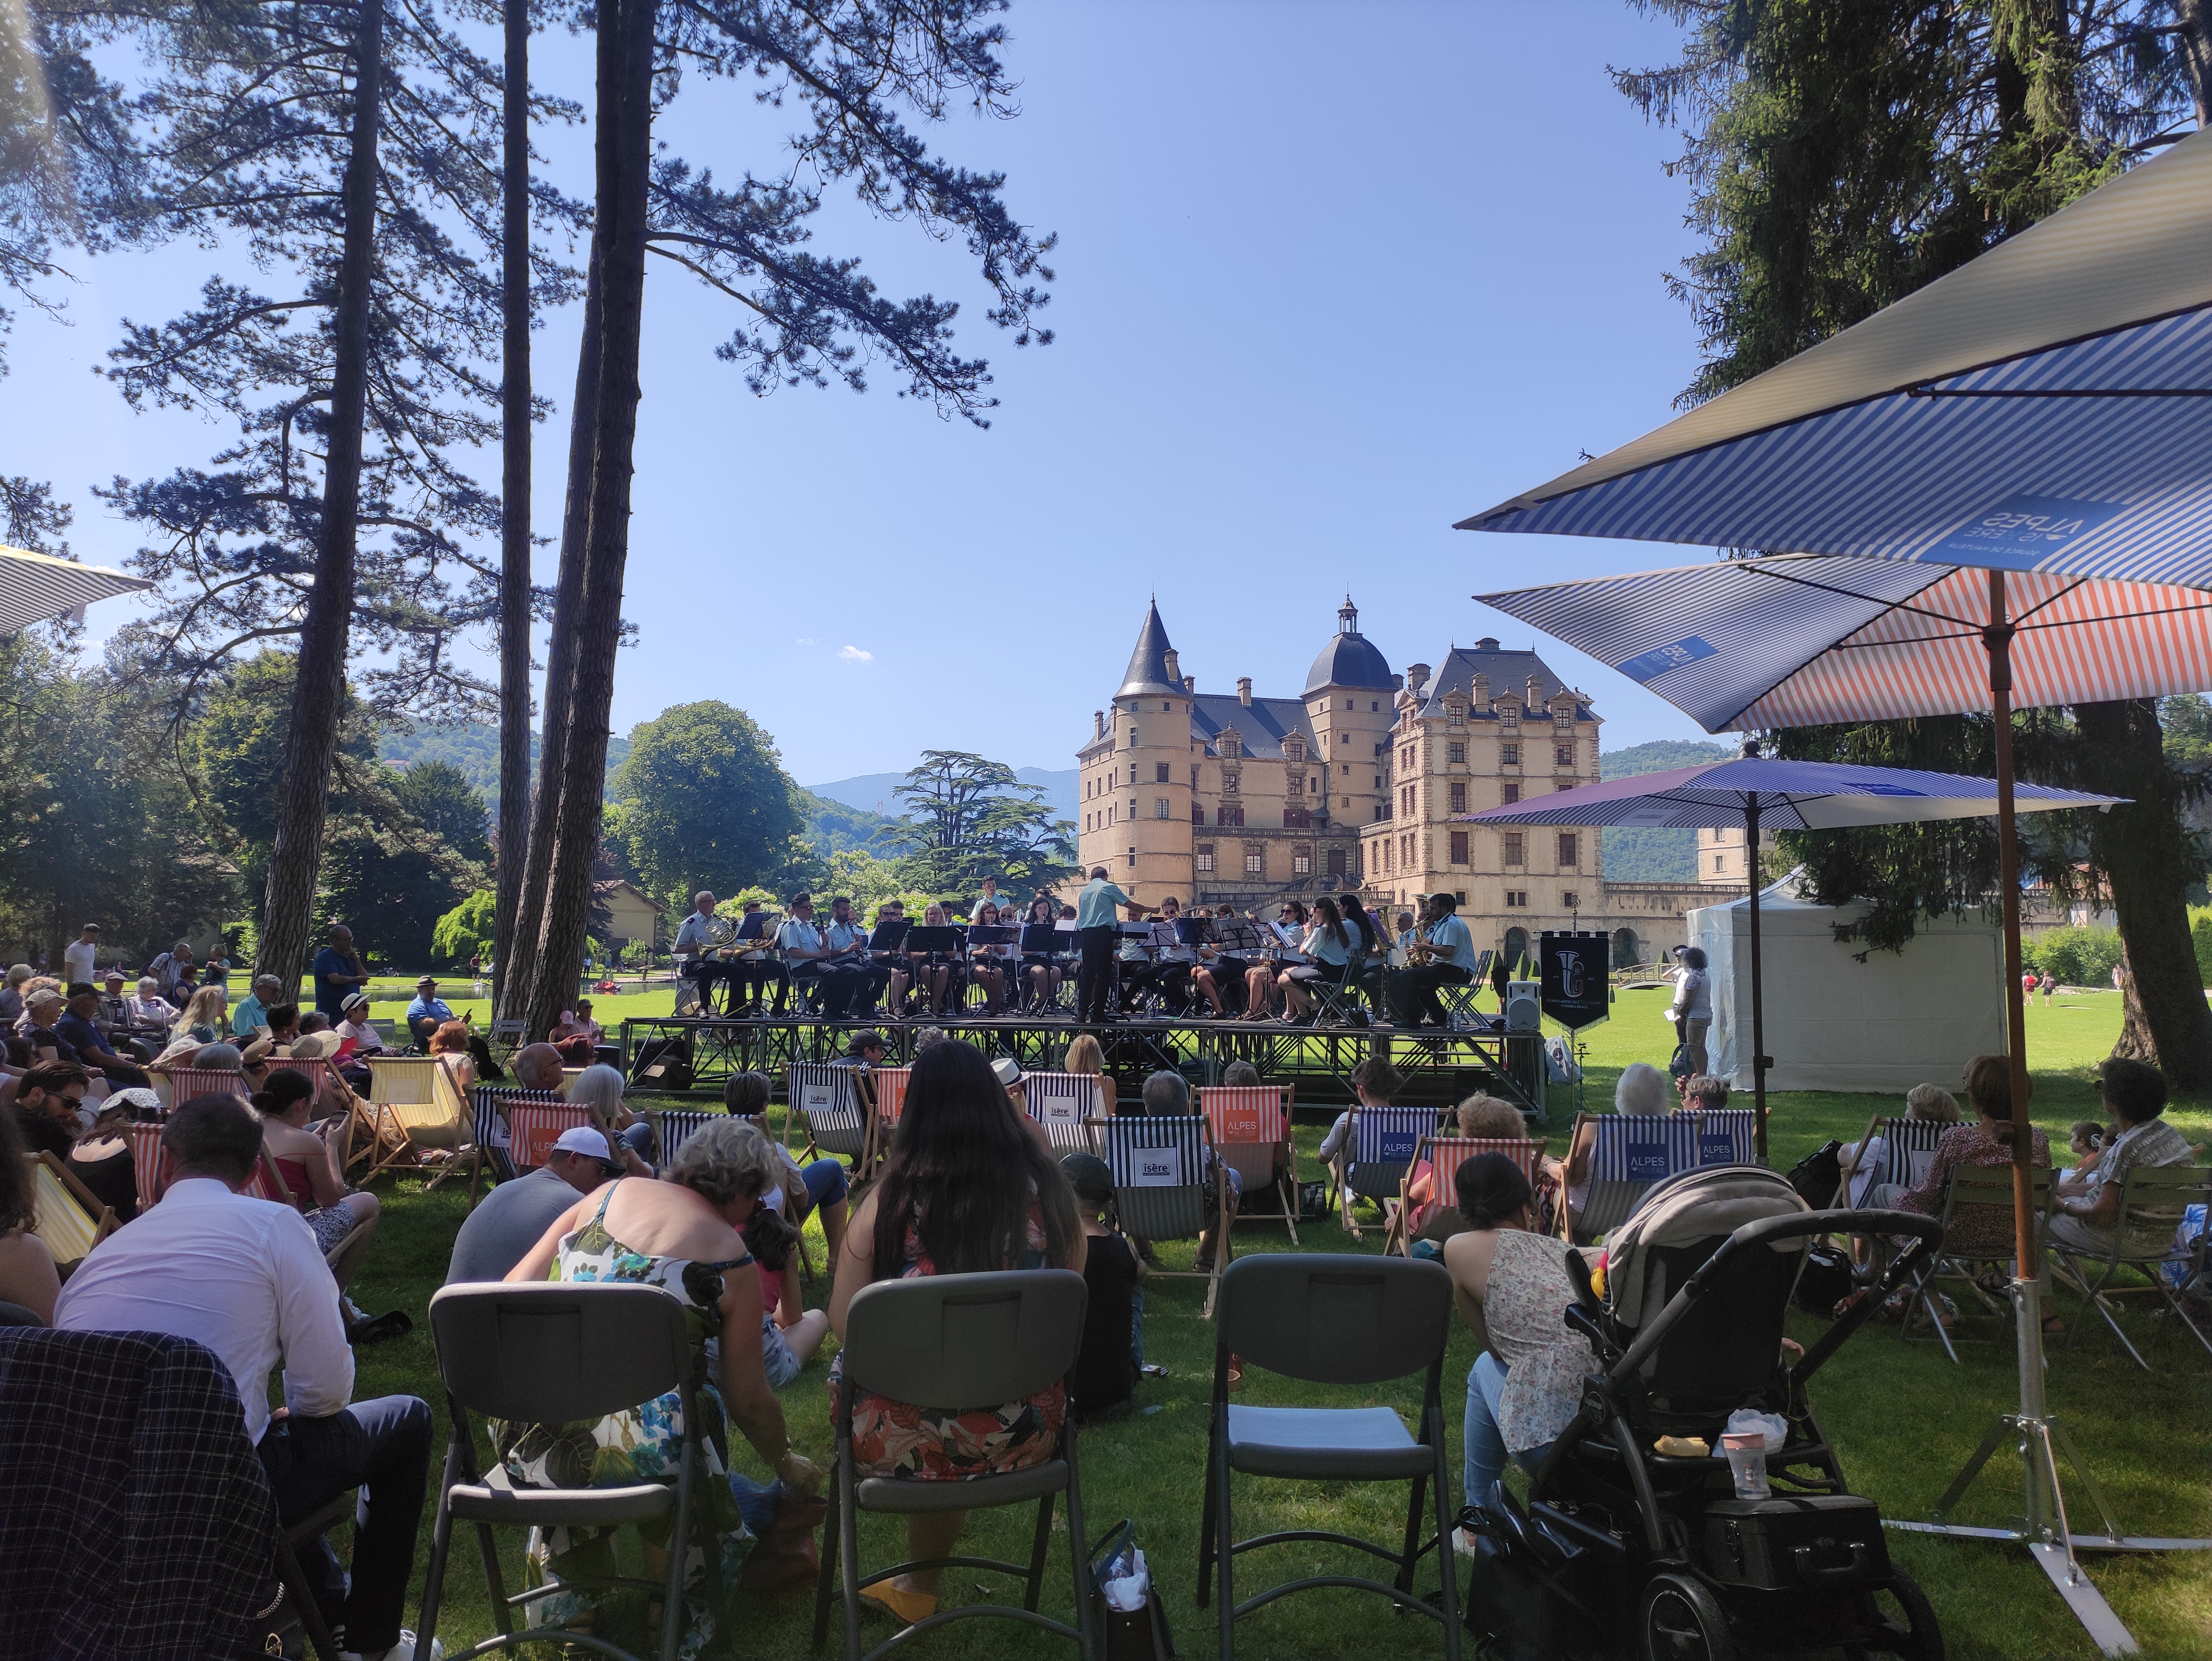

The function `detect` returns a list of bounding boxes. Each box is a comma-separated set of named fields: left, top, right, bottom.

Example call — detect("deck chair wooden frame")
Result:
left=1103, top=1114, right=1234, bottom=1318
left=1024, top=1070, right=1104, bottom=1156
left=1334, top=1105, right=1436, bottom=1243
left=1559, top=1109, right=1759, bottom=1245
left=1199, top=1084, right=1299, bottom=1243
left=27, top=1151, right=117, bottom=1268
left=362, top=1057, right=474, bottom=1186
left=1387, top=1135, right=1547, bottom=1255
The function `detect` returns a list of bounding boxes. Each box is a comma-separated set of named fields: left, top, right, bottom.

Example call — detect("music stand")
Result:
left=866, top=919, right=910, bottom=953
left=1019, top=924, right=1062, bottom=954
left=966, top=924, right=1020, bottom=949
left=904, top=926, right=963, bottom=958
left=1116, top=920, right=1153, bottom=939
left=1174, top=917, right=1212, bottom=948
left=735, top=911, right=768, bottom=941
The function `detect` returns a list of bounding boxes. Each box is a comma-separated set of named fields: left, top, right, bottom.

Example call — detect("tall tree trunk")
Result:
left=496, top=16, right=609, bottom=1031
left=2181, top=0, right=2212, bottom=129
left=493, top=0, right=532, bottom=1007
left=522, top=0, right=653, bottom=1045
left=254, top=0, right=382, bottom=1002
left=2073, top=698, right=2212, bottom=1091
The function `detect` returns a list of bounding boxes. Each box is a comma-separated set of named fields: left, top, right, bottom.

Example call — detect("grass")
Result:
left=336, top=986, right=2212, bottom=1659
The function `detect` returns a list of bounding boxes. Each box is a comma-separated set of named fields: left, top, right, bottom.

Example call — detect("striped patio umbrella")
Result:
left=0, top=544, right=151, bottom=634
left=1453, top=121, right=2212, bottom=1646
left=1455, top=753, right=2121, bottom=1153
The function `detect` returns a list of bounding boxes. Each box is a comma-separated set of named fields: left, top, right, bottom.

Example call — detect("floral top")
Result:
left=1484, top=1229, right=1596, bottom=1455
left=832, top=1196, right=1064, bottom=1481
left=1895, top=1120, right=2050, bottom=1257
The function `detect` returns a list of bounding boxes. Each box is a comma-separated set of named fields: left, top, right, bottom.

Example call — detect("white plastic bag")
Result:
left=1101, top=1546, right=1150, bottom=1614
left=1726, top=1408, right=1788, bottom=1452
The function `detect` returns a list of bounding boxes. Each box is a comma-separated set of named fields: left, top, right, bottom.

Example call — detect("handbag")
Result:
left=1783, top=1139, right=1845, bottom=1210
left=1090, top=1519, right=1176, bottom=1661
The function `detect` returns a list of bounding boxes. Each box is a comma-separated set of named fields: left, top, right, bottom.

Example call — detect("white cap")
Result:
left=551, top=1126, right=616, bottom=1161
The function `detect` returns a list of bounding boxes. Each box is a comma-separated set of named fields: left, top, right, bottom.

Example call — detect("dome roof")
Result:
left=1303, top=595, right=1394, bottom=693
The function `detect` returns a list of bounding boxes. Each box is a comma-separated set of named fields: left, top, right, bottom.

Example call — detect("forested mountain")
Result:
left=380, top=723, right=632, bottom=811
left=1599, top=738, right=1732, bottom=883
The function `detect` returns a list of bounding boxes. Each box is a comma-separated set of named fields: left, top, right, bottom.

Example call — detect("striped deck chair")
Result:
left=127, top=1122, right=170, bottom=1208
left=1389, top=1136, right=1547, bottom=1255
left=787, top=1063, right=868, bottom=1167
left=1101, top=1114, right=1232, bottom=1318
left=26, top=1152, right=116, bottom=1269
left=465, top=1085, right=567, bottom=1206
left=364, top=1058, right=474, bottom=1185
left=1024, top=1070, right=1104, bottom=1154
left=153, top=1066, right=251, bottom=1110
left=1565, top=1111, right=1760, bottom=1244
left=1335, top=1105, right=1438, bottom=1242
left=1198, top=1084, right=1299, bottom=1242
left=650, top=1107, right=725, bottom=1167
left=859, top=1066, right=911, bottom=1172
left=1836, top=1115, right=1947, bottom=1208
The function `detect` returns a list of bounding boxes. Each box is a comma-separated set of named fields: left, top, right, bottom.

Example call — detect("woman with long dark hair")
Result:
left=827, top=1039, right=1084, bottom=1624
left=1278, top=896, right=1352, bottom=1021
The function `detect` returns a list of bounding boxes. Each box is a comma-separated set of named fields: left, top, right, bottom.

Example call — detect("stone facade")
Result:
left=1075, top=600, right=1710, bottom=967
left=1697, top=825, right=1778, bottom=886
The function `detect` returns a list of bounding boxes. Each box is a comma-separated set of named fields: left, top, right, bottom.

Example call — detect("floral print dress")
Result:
left=493, top=1182, right=751, bottom=1655
left=830, top=1199, right=1065, bottom=1481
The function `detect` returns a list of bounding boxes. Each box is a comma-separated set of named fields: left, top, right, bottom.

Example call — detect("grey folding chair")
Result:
left=1198, top=1253, right=1461, bottom=1661
left=1899, top=1163, right=2052, bottom=1363
left=415, top=1283, right=729, bottom=1661
left=812, top=1269, right=1094, bottom=1661
left=2049, top=1163, right=2212, bottom=1369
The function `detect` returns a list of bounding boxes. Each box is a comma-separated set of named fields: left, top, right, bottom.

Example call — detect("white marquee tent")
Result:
left=1687, top=876, right=2005, bottom=1095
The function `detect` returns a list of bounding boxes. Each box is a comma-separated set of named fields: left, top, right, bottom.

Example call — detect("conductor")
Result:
left=1073, top=865, right=1132, bottom=1024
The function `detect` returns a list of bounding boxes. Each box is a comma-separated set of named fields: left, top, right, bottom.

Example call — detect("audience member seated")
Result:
left=55, top=1096, right=435, bottom=1661
left=2061, top=1119, right=2106, bottom=1188
left=829, top=1028, right=886, bottom=1074
left=0, top=1104, right=59, bottom=1320
left=12, top=1060, right=89, bottom=1159
left=229, top=972, right=281, bottom=1039
left=56, top=984, right=152, bottom=1086
left=726, top=1071, right=850, bottom=1270
left=67, top=1101, right=141, bottom=1224
left=1062, top=1032, right=1119, bottom=1116
left=1407, top=1091, right=1528, bottom=1212
left=1677, top=1072, right=1730, bottom=1112
left=826, top=1040, right=1083, bottom=1625
left=511, top=1040, right=563, bottom=1094
left=171, top=985, right=229, bottom=1048
left=0, top=963, right=30, bottom=1027
left=548, top=998, right=604, bottom=1066
left=1139, top=1068, right=1239, bottom=1273
left=1840, top=1083, right=1959, bottom=1207
left=1442, top=1152, right=1595, bottom=1554
left=20, top=990, right=92, bottom=1074
left=334, top=991, right=387, bottom=1062
left=565, top=1062, right=656, bottom=1170
left=445, top=1124, right=619, bottom=1283
left=1061, top=1152, right=1145, bottom=1423
left=2050, top=1056, right=2196, bottom=1261
left=254, top=1070, right=384, bottom=1300
left=1317, top=1054, right=1406, bottom=1204
left=96, top=971, right=151, bottom=1060
left=404, top=976, right=454, bottom=1052
left=503, top=1118, right=819, bottom=1640
left=1557, top=1060, right=1672, bottom=1232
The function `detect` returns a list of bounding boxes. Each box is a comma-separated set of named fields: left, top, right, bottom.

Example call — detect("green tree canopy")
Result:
left=608, top=702, right=802, bottom=908
left=394, top=760, right=492, bottom=867
left=882, top=750, right=1075, bottom=900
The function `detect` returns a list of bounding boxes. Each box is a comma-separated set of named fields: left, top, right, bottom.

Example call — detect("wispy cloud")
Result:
left=838, top=644, right=873, bottom=663
left=794, top=636, right=817, bottom=646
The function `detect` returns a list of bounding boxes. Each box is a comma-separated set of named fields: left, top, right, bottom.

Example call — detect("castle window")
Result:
left=1293, top=851, right=1312, bottom=875
left=1163, top=701, right=1172, bottom=711
left=1504, top=833, right=1525, bottom=867
left=1714, top=853, right=1725, bottom=872
left=1501, top=705, right=1519, bottom=729
left=1327, top=847, right=1347, bottom=877
left=1128, top=845, right=1137, bottom=868
left=1197, top=845, right=1216, bottom=873
left=1371, top=701, right=1380, bottom=711
left=1447, top=705, right=1466, bottom=728
left=1373, top=775, right=1382, bottom=789
left=1128, top=728, right=1138, bottom=748
left=1563, top=891, right=1580, bottom=908
left=1448, top=742, right=1466, bottom=764
left=1502, top=781, right=1520, bottom=805
left=1245, top=851, right=1264, bottom=875
left=1222, top=771, right=1239, bottom=793
left=1555, top=743, right=1574, bottom=768
left=1155, top=798, right=1172, bottom=819
left=1449, top=831, right=1470, bottom=865
left=1220, top=805, right=1245, bottom=827
left=1448, top=782, right=1467, bottom=813
left=1193, top=804, right=1206, bottom=825
left=1558, top=832, right=1579, bottom=867
left=1155, top=763, right=1172, bottom=783
left=1128, top=764, right=1138, bottom=785
left=1192, top=766, right=1200, bottom=788
left=1501, top=742, right=1521, bottom=766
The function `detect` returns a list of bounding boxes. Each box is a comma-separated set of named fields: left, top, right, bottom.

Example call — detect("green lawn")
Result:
left=339, top=986, right=2211, bottom=1658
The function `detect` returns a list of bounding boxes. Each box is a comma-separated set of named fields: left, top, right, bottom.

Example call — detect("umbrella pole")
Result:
left=1745, top=795, right=1768, bottom=1159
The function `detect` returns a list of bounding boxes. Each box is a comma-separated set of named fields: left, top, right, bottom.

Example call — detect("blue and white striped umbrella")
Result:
left=0, top=543, right=150, bottom=634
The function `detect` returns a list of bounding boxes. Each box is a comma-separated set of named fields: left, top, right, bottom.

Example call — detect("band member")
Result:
left=870, top=900, right=912, bottom=1016
left=1243, top=901, right=1307, bottom=1020
left=968, top=901, right=1017, bottom=1014
left=777, top=893, right=843, bottom=1018
left=969, top=875, right=1011, bottom=919
left=907, top=903, right=967, bottom=1017
left=1019, top=895, right=1062, bottom=1011
left=821, top=896, right=879, bottom=1016
left=731, top=898, right=789, bottom=1015
left=1204, top=904, right=1266, bottom=1016
left=1388, top=891, right=1481, bottom=1028
left=1339, top=889, right=1390, bottom=1004
left=674, top=889, right=739, bottom=1014
left=1153, top=897, right=1211, bottom=1016
left=1074, top=865, right=1132, bottom=1024
left=1279, top=896, right=1353, bottom=1020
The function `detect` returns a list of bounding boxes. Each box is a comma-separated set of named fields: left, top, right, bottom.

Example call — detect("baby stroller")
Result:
left=1467, top=1164, right=1946, bottom=1661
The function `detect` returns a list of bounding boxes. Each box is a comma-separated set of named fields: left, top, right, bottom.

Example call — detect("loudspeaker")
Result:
left=1504, top=979, right=1542, bottom=1032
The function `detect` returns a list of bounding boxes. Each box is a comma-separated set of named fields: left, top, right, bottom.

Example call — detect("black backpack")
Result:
left=1782, top=1139, right=1844, bottom=1210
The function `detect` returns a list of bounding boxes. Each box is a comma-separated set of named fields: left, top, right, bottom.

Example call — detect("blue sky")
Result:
left=3, top=0, right=1722, bottom=782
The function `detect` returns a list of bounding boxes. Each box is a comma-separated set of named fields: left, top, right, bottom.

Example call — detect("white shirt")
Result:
left=63, top=939, right=98, bottom=985
left=1670, top=966, right=1713, bottom=1023
left=55, top=1177, right=353, bottom=1445
left=338, top=1015, right=386, bottom=1053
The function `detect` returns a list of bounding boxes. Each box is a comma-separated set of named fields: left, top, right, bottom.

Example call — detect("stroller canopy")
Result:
left=1605, top=1165, right=1809, bottom=1330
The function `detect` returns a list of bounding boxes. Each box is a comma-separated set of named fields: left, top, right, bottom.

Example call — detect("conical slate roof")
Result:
left=1117, top=600, right=1182, bottom=697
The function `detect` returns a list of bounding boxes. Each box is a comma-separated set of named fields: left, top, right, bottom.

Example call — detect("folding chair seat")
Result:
left=2049, top=1163, right=2212, bottom=1369
left=486, top=1018, right=526, bottom=1061
left=361, top=1058, right=474, bottom=1185
left=813, top=1269, right=1095, bottom=1661
left=1433, top=948, right=1495, bottom=1031
left=1024, top=1070, right=1104, bottom=1155
left=788, top=1062, right=868, bottom=1166
left=415, top=1283, right=731, bottom=1661
left=1198, top=1253, right=1460, bottom=1661
left=1333, top=1105, right=1436, bottom=1242
left=1102, top=1114, right=1233, bottom=1317
left=1389, top=1135, right=1545, bottom=1254
left=1306, top=957, right=1372, bottom=1028
left=1200, top=1084, right=1300, bottom=1243
left=25, top=1152, right=116, bottom=1269
left=1563, top=1111, right=1758, bottom=1244
left=1897, top=1164, right=2052, bottom=1363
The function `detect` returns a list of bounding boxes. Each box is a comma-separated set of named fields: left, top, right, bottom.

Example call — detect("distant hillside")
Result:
left=1598, top=738, right=1732, bottom=884
left=379, top=722, right=631, bottom=814
left=792, top=786, right=903, bottom=855
left=808, top=766, right=1079, bottom=825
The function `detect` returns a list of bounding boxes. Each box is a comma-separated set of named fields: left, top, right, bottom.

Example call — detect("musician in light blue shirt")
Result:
left=1385, top=892, right=1479, bottom=1029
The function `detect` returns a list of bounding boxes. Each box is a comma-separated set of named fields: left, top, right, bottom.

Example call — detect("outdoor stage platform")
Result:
left=617, top=1008, right=1549, bottom=1114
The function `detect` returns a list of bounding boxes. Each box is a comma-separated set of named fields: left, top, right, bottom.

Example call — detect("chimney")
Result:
left=1093, top=710, right=1106, bottom=739
left=1237, top=677, right=1252, bottom=706
left=1163, top=648, right=1181, bottom=686
left=1526, top=675, right=1542, bottom=708
left=1183, top=675, right=1196, bottom=694
left=1407, top=663, right=1432, bottom=695
left=1473, top=672, right=1491, bottom=708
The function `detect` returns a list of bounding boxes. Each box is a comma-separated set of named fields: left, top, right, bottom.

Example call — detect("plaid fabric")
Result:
left=788, top=1063, right=866, bottom=1158
left=1102, top=1115, right=1212, bottom=1241
left=0, top=1327, right=276, bottom=1659
left=1348, top=1106, right=1437, bottom=1200
left=1024, top=1071, right=1102, bottom=1151
left=1405, top=1136, right=1545, bottom=1234
left=473, top=1086, right=563, bottom=1184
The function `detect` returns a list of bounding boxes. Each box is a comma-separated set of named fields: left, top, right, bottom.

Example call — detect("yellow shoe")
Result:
left=859, top=1581, right=937, bottom=1625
